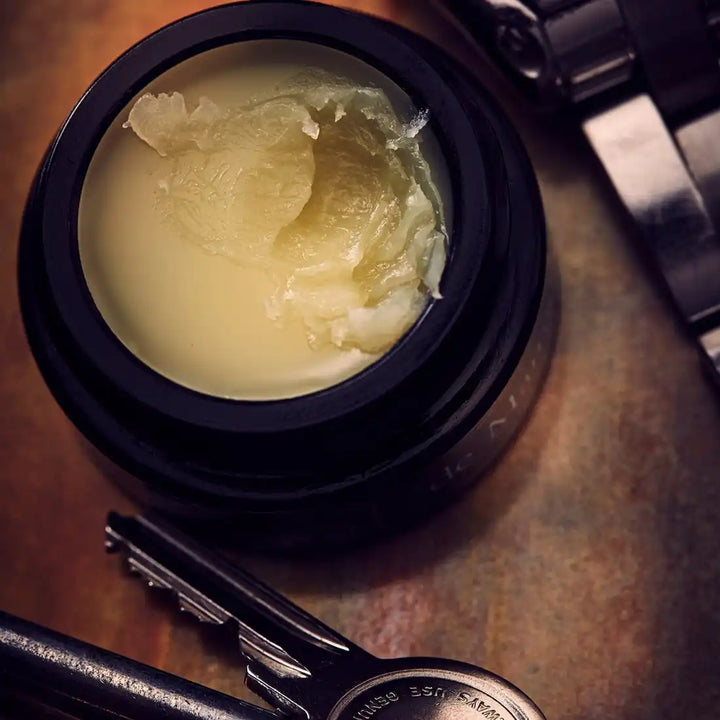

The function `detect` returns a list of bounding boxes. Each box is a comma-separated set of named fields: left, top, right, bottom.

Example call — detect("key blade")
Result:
left=106, top=513, right=359, bottom=682
left=106, top=525, right=232, bottom=626
left=106, top=515, right=311, bottom=678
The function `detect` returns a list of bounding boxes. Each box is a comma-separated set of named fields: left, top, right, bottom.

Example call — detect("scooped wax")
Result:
left=79, top=41, right=449, bottom=400
left=124, top=73, right=446, bottom=354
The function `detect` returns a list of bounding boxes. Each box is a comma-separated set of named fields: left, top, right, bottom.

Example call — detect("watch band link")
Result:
left=439, top=0, right=720, bottom=384
left=574, top=0, right=720, bottom=383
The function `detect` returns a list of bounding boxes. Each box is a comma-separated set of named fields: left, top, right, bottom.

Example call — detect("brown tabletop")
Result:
left=2, top=2, right=720, bottom=718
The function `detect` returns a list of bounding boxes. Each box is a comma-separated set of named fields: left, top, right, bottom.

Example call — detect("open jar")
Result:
left=19, top=1, right=555, bottom=550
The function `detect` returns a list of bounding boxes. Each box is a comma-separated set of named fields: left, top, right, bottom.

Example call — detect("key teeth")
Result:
left=177, top=593, right=224, bottom=624
left=107, top=532, right=228, bottom=628
left=104, top=526, right=121, bottom=554
left=124, top=555, right=224, bottom=625
left=106, top=534, right=143, bottom=578
left=106, top=530, right=172, bottom=592
left=123, top=552, right=225, bottom=625
left=105, top=513, right=349, bottom=687
left=126, top=556, right=173, bottom=590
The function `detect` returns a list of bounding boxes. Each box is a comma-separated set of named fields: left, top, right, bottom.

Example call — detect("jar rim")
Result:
left=39, top=0, right=492, bottom=434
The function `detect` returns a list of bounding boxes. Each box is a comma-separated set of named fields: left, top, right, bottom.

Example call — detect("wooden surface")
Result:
left=2, top=2, right=720, bottom=718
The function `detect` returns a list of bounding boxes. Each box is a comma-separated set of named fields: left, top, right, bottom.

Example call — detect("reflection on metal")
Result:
left=700, top=327, right=720, bottom=386
left=545, top=0, right=634, bottom=102
left=441, top=0, right=720, bottom=388
left=439, top=0, right=637, bottom=106
left=0, top=610, right=275, bottom=720
left=583, top=95, right=720, bottom=327
left=676, top=109, right=720, bottom=234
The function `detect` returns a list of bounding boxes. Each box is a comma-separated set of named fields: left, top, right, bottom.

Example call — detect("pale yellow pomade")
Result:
left=79, top=41, right=449, bottom=400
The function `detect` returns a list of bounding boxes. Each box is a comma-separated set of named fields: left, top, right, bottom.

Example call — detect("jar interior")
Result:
left=78, top=39, right=454, bottom=401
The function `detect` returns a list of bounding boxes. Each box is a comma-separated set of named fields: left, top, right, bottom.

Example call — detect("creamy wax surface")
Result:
left=79, top=41, right=448, bottom=399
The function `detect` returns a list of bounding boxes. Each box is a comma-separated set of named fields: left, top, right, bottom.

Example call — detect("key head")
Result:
left=327, top=658, right=545, bottom=720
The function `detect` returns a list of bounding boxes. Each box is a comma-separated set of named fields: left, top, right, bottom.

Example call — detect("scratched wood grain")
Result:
left=2, top=2, right=720, bottom=718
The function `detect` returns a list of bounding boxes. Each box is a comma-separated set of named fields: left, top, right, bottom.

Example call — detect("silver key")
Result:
left=106, top=512, right=546, bottom=720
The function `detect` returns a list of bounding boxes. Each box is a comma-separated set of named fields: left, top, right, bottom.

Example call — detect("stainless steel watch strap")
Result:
left=583, top=96, right=720, bottom=329
left=574, top=0, right=720, bottom=383
left=439, top=0, right=720, bottom=383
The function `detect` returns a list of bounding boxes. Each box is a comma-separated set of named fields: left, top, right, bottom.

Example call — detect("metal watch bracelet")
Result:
left=439, top=0, right=720, bottom=386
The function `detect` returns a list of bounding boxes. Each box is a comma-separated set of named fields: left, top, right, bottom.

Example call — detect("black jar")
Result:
left=18, top=0, right=555, bottom=550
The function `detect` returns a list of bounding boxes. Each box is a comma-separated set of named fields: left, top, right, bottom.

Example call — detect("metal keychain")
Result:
left=104, top=512, right=545, bottom=720
left=0, top=609, right=278, bottom=720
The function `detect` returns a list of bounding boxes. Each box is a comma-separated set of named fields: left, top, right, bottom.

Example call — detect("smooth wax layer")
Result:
left=125, top=74, right=446, bottom=354
left=79, top=43, right=449, bottom=400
